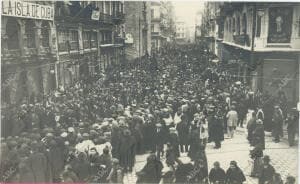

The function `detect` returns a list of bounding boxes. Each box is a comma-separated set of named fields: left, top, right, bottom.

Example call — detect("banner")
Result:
left=2, top=0, right=54, bottom=20
left=268, top=7, right=293, bottom=43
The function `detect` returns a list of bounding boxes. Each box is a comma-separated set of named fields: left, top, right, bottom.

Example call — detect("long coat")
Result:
left=27, top=152, right=48, bottom=182
left=47, top=146, right=65, bottom=179
left=118, top=135, right=136, bottom=168
left=258, top=164, right=275, bottom=184
left=209, top=168, right=226, bottom=184
left=18, top=158, right=35, bottom=182
left=167, top=132, right=180, bottom=157
left=208, top=115, right=224, bottom=142
left=225, top=167, right=246, bottom=184
left=252, top=124, right=265, bottom=149
left=137, top=160, right=163, bottom=184
left=176, top=122, right=190, bottom=144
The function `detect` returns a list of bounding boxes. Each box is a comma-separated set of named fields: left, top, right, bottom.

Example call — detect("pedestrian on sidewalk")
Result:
left=273, top=173, right=284, bottom=184
left=226, top=105, right=238, bottom=138
left=252, top=119, right=265, bottom=149
left=286, top=111, right=298, bottom=147
left=136, top=154, right=163, bottom=184
left=249, top=142, right=263, bottom=177
left=176, top=118, right=190, bottom=153
left=285, top=175, right=296, bottom=184
left=272, top=106, right=284, bottom=143
left=225, top=161, right=246, bottom=184
left=208, top=109, right=224, bottom=149
left=258, top=155, right=275, bottom=184
left=246, top=112, right=257, bottom=145
left=209, top=161, right=226, bottom=184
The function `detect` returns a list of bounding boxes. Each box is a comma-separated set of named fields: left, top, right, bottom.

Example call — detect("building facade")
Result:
left=150, top=1, right=175, bottom=53
left=1, top=1, right=57, bottom=106
left=1, top=0, right=126, bottom=107
left=124, top=1, right=151, bottom=60
left=202, top=2, right=300, bottom=105
left=175, top=21, right=186, bottom=42
left=55, top=1, right=125, bottom=88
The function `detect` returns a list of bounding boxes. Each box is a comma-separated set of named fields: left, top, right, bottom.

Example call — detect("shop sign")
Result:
left=2, top=0, right=54, bottom=21
left=267, top=7, right=293, bottom=43
left=125, top=33, right=134, bottom=44
left=91, top=10, right=100, bottom=20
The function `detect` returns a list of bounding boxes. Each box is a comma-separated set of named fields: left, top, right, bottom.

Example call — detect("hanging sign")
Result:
left=91, top=10, right=100, bottom=20
left=2, top=0, right=54, bottom=20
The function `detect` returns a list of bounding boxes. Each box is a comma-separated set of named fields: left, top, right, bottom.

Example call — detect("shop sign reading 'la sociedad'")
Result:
left=2, top=0, right=54, bottom=21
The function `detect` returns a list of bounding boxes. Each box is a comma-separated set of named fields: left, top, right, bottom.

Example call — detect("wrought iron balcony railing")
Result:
left=233, top=34, right=250, bottom=46
left=100, top=13, right=112, bottom=24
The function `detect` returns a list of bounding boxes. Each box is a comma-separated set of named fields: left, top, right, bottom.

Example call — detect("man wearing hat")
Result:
left=225, top=161, right=246, bottom=184
left=27, top=141, right=49, bottom=182
left=226, top=105, right=238, bottom=138
left=258, top=155, right=276, bottom=184
left=272, top=105, right=284, bottom=143
left=154, top=123, right=165, bottom=160
left=252, top=119, right=265, bottom=149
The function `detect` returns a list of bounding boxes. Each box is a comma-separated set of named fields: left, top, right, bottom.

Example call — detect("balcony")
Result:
left=100, top=40, right=113, bottom=45
left=233, top=34, right=250, bottom=47
left=1, top=49, right=22, bottom=64
left=115, top=37, right=125, bottom=45
left=112, top=12, right=125, bottom=24
left=100, top=13, right=112, bottom=24
left=152, top=17, right=160, bottom=22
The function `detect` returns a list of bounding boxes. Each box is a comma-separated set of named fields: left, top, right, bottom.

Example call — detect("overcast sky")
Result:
left=173, top=1, right=204, bottom=27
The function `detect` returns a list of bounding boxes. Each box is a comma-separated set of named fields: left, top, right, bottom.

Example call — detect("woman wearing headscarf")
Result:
left=225, top=161, right=246, bottom=184
left=136, top=154, right=163, bottom=184
left=258, top=155, right=276, bottom=184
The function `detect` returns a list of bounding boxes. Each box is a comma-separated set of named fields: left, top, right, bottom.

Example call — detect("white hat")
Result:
left=60, top=132, right=68, bottom=138
left=169, top=127, right=176, bottom=132
left=68, top=127, right=75, bottom=133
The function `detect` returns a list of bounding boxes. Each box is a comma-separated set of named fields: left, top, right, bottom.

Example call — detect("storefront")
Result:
left=255, top=52, right=299, bottom=105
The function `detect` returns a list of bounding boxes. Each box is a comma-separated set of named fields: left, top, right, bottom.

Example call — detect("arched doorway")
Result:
left=6, top=18, right=20, bottom=50
left=41, top=21, right=50, bottom=47
left=25, top=20, right=36, bottom=48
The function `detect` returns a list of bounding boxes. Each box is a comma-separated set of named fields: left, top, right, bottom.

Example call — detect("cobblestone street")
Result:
left=124, top=128, right=298, bottom=184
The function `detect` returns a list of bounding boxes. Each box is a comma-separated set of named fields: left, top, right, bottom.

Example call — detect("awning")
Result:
left=100, top=44, right=124, bottom=48
left=100, top=44, right=115, bottom=48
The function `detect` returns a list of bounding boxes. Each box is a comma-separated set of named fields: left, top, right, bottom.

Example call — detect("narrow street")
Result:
left=124, top=128, right=298, bottom=184
left=1, top=1, right=299, bottom=184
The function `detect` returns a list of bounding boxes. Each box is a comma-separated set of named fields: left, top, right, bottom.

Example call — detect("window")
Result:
left=6, top=18, right=20, bottom=50
left=256, top=15, right=262, bottom=37
left=91, top=31, right=97, bottom=48
left=151, top=9, right=154, bottom=19
left=242, top=13, right=247, bottom=34
left=237, top=16, right=240, bottom=35
left=41, top=21, right=49, bottom=47
left=83, top=31, right=91, bottom=49
left=25, top=20, right=36, bottom=48
left=151, top=24, right=154, bottom=32
left=58, top=30, right=69, bottom=52
left=97, top=1, right=104, bottom=12
left=232, top=18, right=236, bottom=33
left=298, top=17, right=300, bottom=37
left=105, top=1, right=110, bottom=14
left=229, top=19, right=232, bottom=33
left=69, top=30, right=79, bottom=50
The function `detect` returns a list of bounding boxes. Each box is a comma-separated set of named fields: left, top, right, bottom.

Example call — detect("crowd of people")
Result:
left=0, top=42, right=298, bottom=184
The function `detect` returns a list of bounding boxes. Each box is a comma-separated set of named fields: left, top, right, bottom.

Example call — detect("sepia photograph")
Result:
left=0, top=0, right=299, bottom=183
